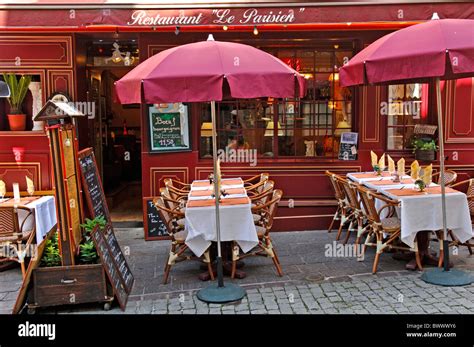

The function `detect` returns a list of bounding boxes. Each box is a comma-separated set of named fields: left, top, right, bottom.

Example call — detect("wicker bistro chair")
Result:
left=325, top=171, right=348, bottom=234
left=231, top=189, right=283, bottom=279
left=0, top=205, right=36, bottom=278
left=159, top=187, right=187, bottom=213
left=335, top=176, right=368, bottom=245
left=164, top=182, right=190, bottom=201
left=243, top=173, right=270, bottom=187
left=357, top=185, right=422, bottom=274
left=432, top=169, right=458, bottom=187
left=244, top=176, right=269, bottom=195
left=437, top=178, right=474, bottom=258
left=163, top=178, right=192, bottom=192
left=153, top=197, right=214, bottom=284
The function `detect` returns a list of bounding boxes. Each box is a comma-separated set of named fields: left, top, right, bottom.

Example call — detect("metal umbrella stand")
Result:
left=339, top=18, right=474, bottom=286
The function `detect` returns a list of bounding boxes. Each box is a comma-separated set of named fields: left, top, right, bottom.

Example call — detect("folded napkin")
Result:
left=378, top=154, right=386, bottom=171
left=370, top=151, right=378, bottom=167
left=410, top=160, right=420, bottom=180
left=422, top=164, right=433, bottom=186
left=397, top=158, right=406, bottom=176
left=26, top=176, right=35, bottom=194
left=387, top=155, right=395, bottom=173
left=0, top=180, right=5, bottom=198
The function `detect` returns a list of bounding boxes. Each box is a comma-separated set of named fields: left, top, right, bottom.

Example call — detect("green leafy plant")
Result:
left=412, top=137, right=438, bottom=153
left=2, top=73, right=32, bottom=114
left=78, top=216, right=106, bottom=264
left=40, top=233, right=61, bottom=267
left=414, top=179, right=427, bottom=192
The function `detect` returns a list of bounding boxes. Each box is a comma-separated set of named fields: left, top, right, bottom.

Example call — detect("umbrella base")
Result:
left=421, top=268, right=473, bottom=286
left=197, top=283, right=246, bottom=304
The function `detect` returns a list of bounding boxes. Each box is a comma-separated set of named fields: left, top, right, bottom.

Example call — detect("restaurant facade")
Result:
left=0, top=0, right=473, bottom=235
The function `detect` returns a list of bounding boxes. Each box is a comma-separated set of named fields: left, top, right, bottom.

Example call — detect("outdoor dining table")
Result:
left=0, top=196, right=57, bottom=245
left=347, top=172, right=473, bottom=249
left=184, top=178, right=258, bottom=264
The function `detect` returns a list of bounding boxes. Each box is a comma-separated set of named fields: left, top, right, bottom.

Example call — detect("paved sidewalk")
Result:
left=1, top=228, right=473, bottom=314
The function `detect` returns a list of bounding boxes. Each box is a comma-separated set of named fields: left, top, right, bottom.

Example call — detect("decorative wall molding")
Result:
left=0, top=36, right=72, bottom=69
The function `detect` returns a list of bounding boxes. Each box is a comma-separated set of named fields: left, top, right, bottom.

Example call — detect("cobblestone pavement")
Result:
left=1, top=228, right=473, bottom=314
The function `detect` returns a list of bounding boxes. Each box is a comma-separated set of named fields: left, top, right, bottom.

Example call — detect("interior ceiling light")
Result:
left=175, top=26, right=180, bottom=35
left=223, top=25, right=228, bottom=31
left=253, top=26, right=259, bottom=35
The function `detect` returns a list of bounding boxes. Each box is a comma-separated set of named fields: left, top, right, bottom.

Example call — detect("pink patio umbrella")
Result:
left=115, top=35, right=305, bottom=301
left=340, top=18, right=474, bottom=285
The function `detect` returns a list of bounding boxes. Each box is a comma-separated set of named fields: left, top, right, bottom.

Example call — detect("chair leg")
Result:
left=231, top=244, right=239, bottom=279
left=372, top=237, right=382, bottom=274
left=271, top=247, right=283, bottom=277
left=328, top=207, right=341, bottom=233
left=163, top=262, right=172, bottom=284
left=343, top=219, right=355, bottom=245
left=336, top=219, right=345, bottom=241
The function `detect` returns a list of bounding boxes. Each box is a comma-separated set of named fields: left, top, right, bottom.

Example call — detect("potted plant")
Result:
left=2, top=73, right=32, bottom=131
left=412, top=137, right=438, bottom=162
left=78, top=216, right=105, bottom=264
left=414, top=179, right=427, bottom=192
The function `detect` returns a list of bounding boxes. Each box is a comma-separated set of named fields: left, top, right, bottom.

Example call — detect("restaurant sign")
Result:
left=127, top=8, right=297, bottom=26
left=1, top=3, right=470, bottom=28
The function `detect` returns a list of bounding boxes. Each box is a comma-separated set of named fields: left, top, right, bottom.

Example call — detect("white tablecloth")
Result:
left=347, top=172, right=473, bottom=248
left=185, top=179, right=258, bottom=257
left=20, top=196, right=56, bottom=245
left=383, top=190, right=473, bottom=248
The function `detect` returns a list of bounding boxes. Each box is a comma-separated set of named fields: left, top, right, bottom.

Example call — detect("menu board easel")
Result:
left=78, top=148, right=110, bottom=222
left=91, top=223, right=134, bottom=310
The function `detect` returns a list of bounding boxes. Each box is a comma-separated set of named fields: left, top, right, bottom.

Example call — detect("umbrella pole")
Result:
left=210, top=100, right=225, bottom=288
left=421, top=78, right=472, bottom=286
left=196, top=101, right=246, bottom=303
left=434, top=78, right=449, bottom=272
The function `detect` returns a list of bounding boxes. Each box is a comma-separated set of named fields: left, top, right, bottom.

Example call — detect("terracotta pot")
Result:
left=7, top=114, right=27, bottom=131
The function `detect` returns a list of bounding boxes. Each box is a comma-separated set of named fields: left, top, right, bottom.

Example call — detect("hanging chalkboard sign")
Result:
left=91, top=223, right=134, bottom=311
left=148, top=103, right=191, bottom=153
left=143, top=197, right=169, bottom=241
left=78, top=148, right=110, bottom=222
left=338, top=132, right=358, bottom=161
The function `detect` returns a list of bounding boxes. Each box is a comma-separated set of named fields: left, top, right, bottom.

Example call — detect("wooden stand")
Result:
left=26, top=264, right=114, bottom=314
left=12, top=101, right=131, bottom=314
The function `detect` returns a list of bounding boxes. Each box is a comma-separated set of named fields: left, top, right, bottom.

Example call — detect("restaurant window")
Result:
left=199, top=44, right=354, bottom=159
left=386, top=83, right=429, bottom=150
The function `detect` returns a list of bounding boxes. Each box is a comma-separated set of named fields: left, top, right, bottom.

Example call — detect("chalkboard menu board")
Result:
left=148, top=103, right=191, bottom=152
left=91, top=223, right=134, bottom=310
left=143, top=197, right=169, bottom=240
left=78, top=148, right=110, bottom=222
left=338, top=132, right=358, bottom=161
